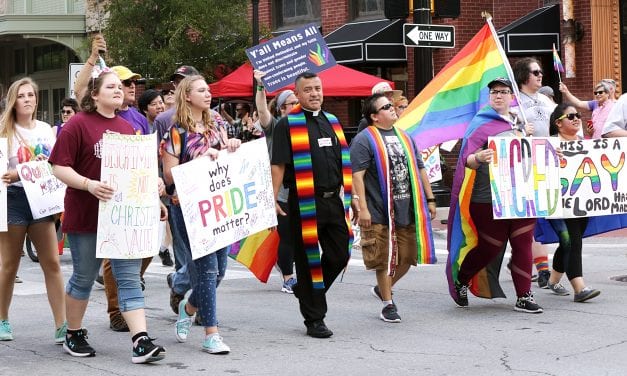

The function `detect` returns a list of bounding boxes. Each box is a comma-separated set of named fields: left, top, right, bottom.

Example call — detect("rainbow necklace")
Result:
left=288, top=105, right=353, bottom=290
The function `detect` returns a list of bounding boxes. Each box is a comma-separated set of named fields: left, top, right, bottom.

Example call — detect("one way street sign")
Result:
left=403, top=23, right=455, bottom=48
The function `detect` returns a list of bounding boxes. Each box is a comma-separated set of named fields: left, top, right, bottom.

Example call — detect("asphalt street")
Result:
left=2, top=210, right=627, bottom=375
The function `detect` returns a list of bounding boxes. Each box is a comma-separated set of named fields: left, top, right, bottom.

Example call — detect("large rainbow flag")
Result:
left=396, top=20, right=513, bottom=150
left=228, top=229, right=279, bottom=283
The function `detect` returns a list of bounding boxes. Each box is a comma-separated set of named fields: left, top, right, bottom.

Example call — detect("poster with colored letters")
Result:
left=17, top=160, right=66, bottom=219
left=96, top=133, right=160, bottom=259
left=171, top=138, right=277, bottom=260
left=0, top=139, right=7, bottom=231
left=488, top=137, right=562, bottom=219
left=421, top=145, right=443, bottom=183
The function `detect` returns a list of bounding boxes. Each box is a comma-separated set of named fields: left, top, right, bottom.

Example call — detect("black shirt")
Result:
left=271, top=109, right=342, bottom=192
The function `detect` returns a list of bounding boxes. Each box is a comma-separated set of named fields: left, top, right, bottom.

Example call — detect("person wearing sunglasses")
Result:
left=513, top=58, right=556, bottom=289
left=559, top=81, right=615, bottom=139
left=447, top=78, right=543, bottom=314
left=53, top=97, right=79, bottom=137
left=161, top=88, right=176, bottom=111
left=393, top=95, right=409, bottom=117
left=534, top=103, right=600, bottom=303
left=350, top=93, right=436, bottom=323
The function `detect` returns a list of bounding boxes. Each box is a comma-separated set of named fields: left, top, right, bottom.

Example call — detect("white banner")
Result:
left=171, top=138, right=277, bottom=260
left=96, top=133, right=160, bottom=259
left=488, top=137, right=562, bottom=219
left=0, top=139, right=7, bottom=231
left=17, top=161, right=66, bottom=219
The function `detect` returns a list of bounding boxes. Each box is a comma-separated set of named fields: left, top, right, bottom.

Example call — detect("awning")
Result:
left=325, top=19, right=406, bottom=64
left=497, top=5, right=560, bottom=55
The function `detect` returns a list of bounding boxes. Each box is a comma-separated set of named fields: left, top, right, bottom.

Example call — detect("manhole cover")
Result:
left=610, top=275, right=627, bottom=282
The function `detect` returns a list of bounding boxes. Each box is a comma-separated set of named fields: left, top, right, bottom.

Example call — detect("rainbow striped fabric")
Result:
left=552, top=43, right=565, bottom=73
left=362, top=126, right=435, bottom=273
left=445, top=106, right=513, bottom=301
left=288, top=105, right=353, bottom=290
left=228, top=229, right=279, bottom=283
left=395, top=22, right=511, bottom=151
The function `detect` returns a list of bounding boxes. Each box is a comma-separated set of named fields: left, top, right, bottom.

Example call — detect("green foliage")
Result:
left=103, top=0, right=250, bottom=85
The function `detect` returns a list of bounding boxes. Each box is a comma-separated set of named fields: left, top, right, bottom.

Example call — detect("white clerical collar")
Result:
left=302, top=107, right=320, bottom=116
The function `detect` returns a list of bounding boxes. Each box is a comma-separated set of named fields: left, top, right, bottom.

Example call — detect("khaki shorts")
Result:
left=360, top=223, right=418, bottom=270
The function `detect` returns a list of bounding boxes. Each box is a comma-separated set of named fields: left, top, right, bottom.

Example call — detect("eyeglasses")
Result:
left=61, top=110, right=74, bottom=115
left=397, top=105, right=408, bottom=110
left=530, top=69, right=543, bottom=77
left=489, top=89, right=511, bottom=95
left=122, top=79, right=137, bottom=87
left=593, top=90, right=607, bottom=95
left=377, top=103, right=394, bottom=112
left=558, top=112, right=582, bottom=121
left=284, top=101, right=299, bottom=106
left=162, top=90, right=175, bottom=96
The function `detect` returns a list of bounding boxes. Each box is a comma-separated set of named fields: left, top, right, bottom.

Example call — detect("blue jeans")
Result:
left=169, top=204, right=192, bottom=295
left=66, top=233, right=144, bottom=312
left=169, top=204, right=227, bottom=327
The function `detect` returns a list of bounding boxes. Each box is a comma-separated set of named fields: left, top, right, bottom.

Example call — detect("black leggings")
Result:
left=548, top=217, right=588, bottom=280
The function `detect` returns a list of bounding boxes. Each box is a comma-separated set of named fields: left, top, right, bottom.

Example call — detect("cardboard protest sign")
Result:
left=421, top=145, right=442, bottom=183
left=0, top=139, right=7, bottom=231
left=488, top=137, right=562, bottom=219
left=17, top=161, right=66, bottom=219
left=171, top=139, right=277, bottom=260
left=246, top=24, right=336, bottom=92
left=556, top=137, right=627, bottom=218
left=96, top=133, right=160, bottom=259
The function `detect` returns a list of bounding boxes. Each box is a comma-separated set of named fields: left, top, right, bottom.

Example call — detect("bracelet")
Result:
left=426, top=198, right=436, bottom=203
left=82, top=177, right=91, bottom=191
left=352, top=194, right=360, bottom=200
left=256, top=85, right=264, bottom=91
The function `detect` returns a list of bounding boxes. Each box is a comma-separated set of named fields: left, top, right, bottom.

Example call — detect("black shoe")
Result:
left=370, top=286, right=393, bottom=302
left=454, top=281, right=469, bottom=307
left=380, top=304, right=401, bottom=323
left=167, top=273, right=173, bottom=289
left=94, top=274, right=104, bottom=288
left=306, top=320, right=333, bottom=338
left=170, top=289, right=184, bottom=315
left=514, top=292, right=543, bottom=313
left=109, top=313, right=130, bottom=332
left=63, top=329, right=96, bottom=357
left=159, top=249, right=174, bottom=267
left=132, top=336, right=166, bottom=364
left=537, top=270, right=550, bottom=289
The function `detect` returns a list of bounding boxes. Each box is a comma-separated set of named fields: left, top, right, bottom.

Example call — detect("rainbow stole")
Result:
left=363, top=126, right=435, bottom=274
left=288, top=106, right=353, bottom=290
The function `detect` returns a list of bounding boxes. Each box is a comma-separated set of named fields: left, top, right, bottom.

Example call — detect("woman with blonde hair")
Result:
left=162, top=75, right=241, bottom=354
left=0, top=78, right=67, bottom=342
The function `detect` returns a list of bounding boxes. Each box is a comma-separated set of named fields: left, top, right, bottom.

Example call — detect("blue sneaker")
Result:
left=55, top=321, right=68, bottom=344
left=0, top=320, right=13, bottom=341
left=281, top=277, right=297, bottom=294
left=175, top=299, right=192, bottom=343
left=202, top=333, right=230, bottom=354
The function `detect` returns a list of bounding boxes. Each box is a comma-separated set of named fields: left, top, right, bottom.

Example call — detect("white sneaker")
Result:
left=202, top=333, right=230, bottom=354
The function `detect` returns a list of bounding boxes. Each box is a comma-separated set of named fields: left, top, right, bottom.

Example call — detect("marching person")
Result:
left=350, top=93, right=436, bottom=323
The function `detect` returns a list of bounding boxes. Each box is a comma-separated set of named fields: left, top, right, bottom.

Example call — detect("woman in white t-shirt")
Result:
left=0, top=77, right=66, bottom=342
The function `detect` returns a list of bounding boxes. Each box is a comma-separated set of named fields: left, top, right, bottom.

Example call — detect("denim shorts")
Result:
left=7, top=185, right=54, bottom=226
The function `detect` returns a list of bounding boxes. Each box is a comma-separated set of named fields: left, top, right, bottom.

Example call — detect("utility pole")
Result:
left=413, top=0, right=433, bottom=96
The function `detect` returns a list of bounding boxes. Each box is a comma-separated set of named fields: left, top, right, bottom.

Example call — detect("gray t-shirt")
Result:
left=516, top=91, right=556, bottom=137
left=350, top=127, right=425, bottom=226
left=262, top=116, right=288, bottom=202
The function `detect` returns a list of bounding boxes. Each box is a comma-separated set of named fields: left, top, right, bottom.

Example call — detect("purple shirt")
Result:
left=118, top=106, right=150, bottom=135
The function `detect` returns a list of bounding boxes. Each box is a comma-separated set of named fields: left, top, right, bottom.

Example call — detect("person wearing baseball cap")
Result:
left=170, top=65, right=200, bottom=85
left=371, top=82, right=402, bottom=98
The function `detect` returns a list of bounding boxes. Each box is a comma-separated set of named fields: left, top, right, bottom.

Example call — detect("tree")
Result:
left=102, top=0, right=250, bottom=84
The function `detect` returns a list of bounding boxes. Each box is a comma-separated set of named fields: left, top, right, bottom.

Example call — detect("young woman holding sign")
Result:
left=50, top=71, right=166, bottom=363
left=0, top=77, right=66, bottom=343
left=162, top=75, right=241, bottom=354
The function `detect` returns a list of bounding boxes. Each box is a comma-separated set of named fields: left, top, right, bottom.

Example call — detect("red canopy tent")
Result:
left=209, top=62, right=395, bottom=98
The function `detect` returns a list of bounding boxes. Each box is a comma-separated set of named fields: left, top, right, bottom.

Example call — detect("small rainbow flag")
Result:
left=552, top=43, right=564, bottom=73
left=228, top=229, right=279, bottom=283
left=395, top=20, right=513, bottom=150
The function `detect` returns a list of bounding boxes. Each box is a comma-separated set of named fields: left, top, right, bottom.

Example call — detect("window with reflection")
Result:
left=351, top=0, right=384, bottom=20
left=274, top=0, right=321, bottom=28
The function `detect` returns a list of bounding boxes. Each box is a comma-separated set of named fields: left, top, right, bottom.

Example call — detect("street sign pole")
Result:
left=413, top=0, right=432, bottom=96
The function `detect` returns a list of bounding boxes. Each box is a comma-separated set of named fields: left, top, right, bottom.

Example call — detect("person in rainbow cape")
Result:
left=446, top=78, right=543, bottom=314
left=350, top=93, right=436, bottom=323
left=271, top=72, right=353, bottom=338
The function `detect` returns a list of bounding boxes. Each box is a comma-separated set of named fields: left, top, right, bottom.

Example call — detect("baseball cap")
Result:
left=487, top=77, right=513, bottom=90
left=371, top=82, right=402, bottom=96
left=170, top=65, right=200, bottom=81
left=111, top=66, right=141, bottom=81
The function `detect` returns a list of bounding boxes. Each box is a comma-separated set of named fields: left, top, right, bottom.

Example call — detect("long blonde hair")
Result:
left=174, top=75, right=216, bottom=133
left=0, top=77, right=39, bottom=154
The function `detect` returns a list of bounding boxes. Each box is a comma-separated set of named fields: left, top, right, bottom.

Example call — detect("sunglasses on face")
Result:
left=530, top=69, right=543, bottom=77
left=162, top=90, right=175, bottom=96
left=377, top=103, right=393, bottom=112
left=593, top=90, right=607, bottom=95
left=61, top=110, right=73, bottom=115
left=558, top=112, right=582, bottom=121
left=122, top=79, right=137, bottom=87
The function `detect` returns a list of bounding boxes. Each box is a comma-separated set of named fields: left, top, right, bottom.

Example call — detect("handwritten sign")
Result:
left=171, top=139, right=277, bottom=260
left=421, top=145, right=442, bottom=183
left=556, top=138, right=627, bottom=218
left=246, top=24, right=336, bottom=92
left=0, top=139, right=7, bottom=231
left=96, top=133, right=160, bottom=259
left=17, top=161, right=66, bottom=219
left=488, top=137, right=562, bottom=219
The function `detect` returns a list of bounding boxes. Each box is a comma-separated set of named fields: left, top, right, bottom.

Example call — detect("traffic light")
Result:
left=384, top=0, right=409, bottom=19
left=433, top=0, right=460, bottom=18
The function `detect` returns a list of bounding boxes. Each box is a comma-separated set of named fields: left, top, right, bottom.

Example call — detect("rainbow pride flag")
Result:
left=396, top=21, right=513, bottom=151
left=552, top=43, right=564, bottom=73
left=228, top=229, right=279, bottom=283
